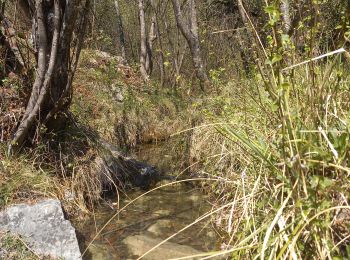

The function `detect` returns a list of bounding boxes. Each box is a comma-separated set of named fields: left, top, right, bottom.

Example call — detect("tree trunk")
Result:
left=281, top=0, right=291, bottom=33
left=151, top=0, right=165, bottom=87
left=0, top=11, right=25, bottom=74
left=145, top=14, right=156, bottom=75
left=171, top=0, right=209, bottom=90
left=114, top=0, right=127, bottom=61
left=138, top=0, right=148, bottom=81
left=10, top=0, right=90, bottom=153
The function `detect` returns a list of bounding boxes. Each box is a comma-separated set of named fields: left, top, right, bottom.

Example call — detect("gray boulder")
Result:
left=0, top=199, right=81, bottom=260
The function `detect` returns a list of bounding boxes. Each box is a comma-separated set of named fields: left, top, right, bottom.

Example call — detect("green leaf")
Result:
left=271, top=54, right=283, bottom=64
left=319, top=177, right=334, bottom=189
left=264, top=5, right=277, bottom=14
left=310, top=175, right=335, bottom=190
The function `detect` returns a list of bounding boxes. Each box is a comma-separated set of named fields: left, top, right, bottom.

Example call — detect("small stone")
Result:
left=153, top=209, right=171, bottom=216
left=115, top=92, right=124, bottom=102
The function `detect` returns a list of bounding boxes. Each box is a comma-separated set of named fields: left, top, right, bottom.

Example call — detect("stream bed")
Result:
left=74, top=141, right=222, bottom=259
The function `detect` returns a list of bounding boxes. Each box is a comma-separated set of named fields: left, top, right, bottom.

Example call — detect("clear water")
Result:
left=75, top=140, right=221, bottom=259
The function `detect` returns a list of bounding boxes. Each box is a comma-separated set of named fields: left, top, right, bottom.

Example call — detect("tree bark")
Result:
left=114, top=0, right=127, bottom=61
left=138, top=0, right=148, bottom=81
left=0, top=11, right=25, bottom=73
left=151, top=0, right=165, bottom=87
left=145, top=14, right=156, bottom=75
left=281, top=0, right=291, bottom=33
left=171, top=0, right=209, bottom=90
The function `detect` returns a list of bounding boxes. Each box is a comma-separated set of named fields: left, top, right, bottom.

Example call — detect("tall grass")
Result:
left=187, top=5, right=350, bottom=258
left=188, top=60, right=350, bottom=259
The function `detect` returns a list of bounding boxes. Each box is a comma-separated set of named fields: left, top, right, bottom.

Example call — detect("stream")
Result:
left=75, top=140, right=222, bottom=259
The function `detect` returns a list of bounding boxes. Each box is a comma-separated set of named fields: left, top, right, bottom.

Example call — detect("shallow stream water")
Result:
left=75, top=140, right=222, bottom=259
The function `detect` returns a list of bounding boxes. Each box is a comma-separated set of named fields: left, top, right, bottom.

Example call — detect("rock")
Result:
left=122, top=234, right=203, bottom=260
left=153, top=209, right=171, bottom=216
left=88, top=57, right=98, bottom=67
left=114, top=92, right=124, bottom=102
left=189, top=194, right=201, bottom=203
left=147, top=220, right=172, bottom=236
left=87, top=243, right=116, bottom=260
left=0, top=199, right=82, bottom=260
left=96, top=50, right=111, bottom=59
left=110, top=84, right=124, bottom=102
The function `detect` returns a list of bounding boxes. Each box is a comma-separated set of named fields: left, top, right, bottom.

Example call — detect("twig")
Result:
left=282, top=48, right=347, bottom=71
left=211, top=27, right=247, bottom=34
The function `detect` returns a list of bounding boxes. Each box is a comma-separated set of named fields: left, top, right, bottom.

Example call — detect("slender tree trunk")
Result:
left=281, top=0, right=291, bottom=33
left=10, top=0, right=90, bottom=153
left=171, top=0, right=209, bottom=90
left=145, top=14, right=156, bottom=75
left=0, top=11, right=25, bottom=73
left=114, top=0, right=127, bottom=61
left=237, top=0, right=258, bottom=73
left=150, top=0, right=166, bottom=86
left=154, top=13, right=165, bottom=86
left=237, top=0, right=250, bottom=32
left=138, top=0, right=148, bottom=81
left=163, top=19, right=179, bottom=83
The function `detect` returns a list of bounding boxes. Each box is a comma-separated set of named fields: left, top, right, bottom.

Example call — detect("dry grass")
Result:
left=184, top=61, right=350, bottom=258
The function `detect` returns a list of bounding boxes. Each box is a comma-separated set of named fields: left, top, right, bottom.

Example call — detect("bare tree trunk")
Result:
left=145, top=14, right=156, bottom=75
left=281, top=0, right=291, bottom=33
left=138, top=0, right=148, bottom=81
left=0, top=11, right=25, bottom=73
left=163, top=19, right=179, bottom=83
left=171, top=0, right=209, bottom=90
left=237, top=0, right=250, bottom=32
left=155, top=21, right=165, bottom=86
left=10, top=0, right=90, bottom=153
left=151, top=0, right=165, bottom=87
left=114, top=0, right=127, bottom=61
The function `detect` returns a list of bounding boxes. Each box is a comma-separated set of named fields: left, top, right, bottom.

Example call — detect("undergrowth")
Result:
left=188, top=57, right=350, bottom=258
left=73, top=49, right=189, bottom=150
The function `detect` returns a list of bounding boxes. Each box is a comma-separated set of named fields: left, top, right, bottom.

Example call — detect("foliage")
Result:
left=186, top=1, right=350, bottom=258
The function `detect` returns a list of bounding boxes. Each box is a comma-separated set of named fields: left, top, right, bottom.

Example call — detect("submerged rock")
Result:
left=147, top=219, right=172, bottom=236
left=87, top=243, right=117, bottom=260
left=122, top=234, right=204, bottom=260
left=0, top=199, right=81, bottom=260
